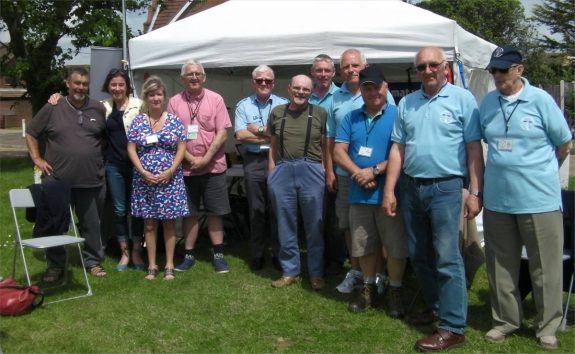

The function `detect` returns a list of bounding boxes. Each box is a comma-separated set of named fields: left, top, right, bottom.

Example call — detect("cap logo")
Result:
left=493, top=47, right=504, bottom=58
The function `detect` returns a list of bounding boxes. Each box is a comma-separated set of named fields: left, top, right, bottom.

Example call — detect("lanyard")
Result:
left=498, top=96, right=520, bottom=137
left=364, top=110, right=383, bottom=145
left=186, top=95, right=203, bottom=122
left=256, top=99, right=270, bottom=125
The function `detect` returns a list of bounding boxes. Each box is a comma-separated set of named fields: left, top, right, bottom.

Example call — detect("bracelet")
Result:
left=470, top=191, right=483, bottom=199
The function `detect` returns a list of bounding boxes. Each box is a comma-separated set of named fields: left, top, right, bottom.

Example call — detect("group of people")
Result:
left=25, top=45, right=570, bottom=351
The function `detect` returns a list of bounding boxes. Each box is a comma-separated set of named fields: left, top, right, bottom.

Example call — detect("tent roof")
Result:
left=129, top=0, right=495, bottom=70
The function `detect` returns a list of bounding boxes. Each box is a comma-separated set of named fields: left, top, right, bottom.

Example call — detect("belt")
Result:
left=407, top=175, right=463, bottom=186
left=246, top=150, right=269, bottom=155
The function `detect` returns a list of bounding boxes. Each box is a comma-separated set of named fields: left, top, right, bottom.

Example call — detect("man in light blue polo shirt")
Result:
left=479, top=46, right=572, bottom=350
left=334, top=66, right=408, bottom=318
left=234, top=65, right=288, bottom=271
left=383, top=47, right=484, bottom=352
left=326, top=48, right=396, bottom=294
left=309, top=54, right=339, bottom=110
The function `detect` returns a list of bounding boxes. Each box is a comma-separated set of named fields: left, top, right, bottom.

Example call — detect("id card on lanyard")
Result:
left=187, top=124, right=199, bottom=140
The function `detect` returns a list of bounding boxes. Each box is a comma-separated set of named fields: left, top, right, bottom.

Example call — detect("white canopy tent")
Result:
left=128, top=0, right=496, bottom=103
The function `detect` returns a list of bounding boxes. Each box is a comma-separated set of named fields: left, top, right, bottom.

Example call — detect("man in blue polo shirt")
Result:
left=326, top=48, right=396, bottom=294
left=334, top=66, right=408, bottom=317
left=383, top=47, right=484, bottom=351
left=234, top=65, right=288, bottom=271
left=479, top=46, right=572, bottom=350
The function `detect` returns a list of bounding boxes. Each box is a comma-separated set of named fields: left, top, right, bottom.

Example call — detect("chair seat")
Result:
left=21, top=235, right=85, bottom=249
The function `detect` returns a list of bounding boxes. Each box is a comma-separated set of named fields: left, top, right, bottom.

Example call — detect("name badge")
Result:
left=187, top=124, right=199, bottom=140
left=146, top=134, right=159, bottom=145
left=358, top=146, right=373, bottom=157
left=497, top=139, right=513, bottom=151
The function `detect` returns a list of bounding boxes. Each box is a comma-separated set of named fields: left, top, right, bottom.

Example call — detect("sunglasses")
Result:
left=254, top=78, right=274, bottom=85
left=488, top=65, right=520, bottom=75
left=415, top=62, right=444, bottom=72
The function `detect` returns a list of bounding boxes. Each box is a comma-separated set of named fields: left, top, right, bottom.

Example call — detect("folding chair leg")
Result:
left=43, top=243, right=92, bottom=305
left=560, top=272, right=574, bottom=332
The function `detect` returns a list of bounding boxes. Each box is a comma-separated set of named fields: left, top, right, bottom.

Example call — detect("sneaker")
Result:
left=485, top=329, right=506, bottom=343
left=175, top=254, right=196, bottom=272
left=375, top=273, right=387, bottom=296
left=336, top=270, right=363, bottom=294
left=212, top=253, right=229, bottom=273
left=538, top=335, right=559, bottom=350
left=348, top=283, right=377, bottom=312
left=386, top=286, right=405, bottom=318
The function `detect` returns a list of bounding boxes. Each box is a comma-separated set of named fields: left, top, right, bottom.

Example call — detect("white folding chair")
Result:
left=9, top=188, right=92, bottom=305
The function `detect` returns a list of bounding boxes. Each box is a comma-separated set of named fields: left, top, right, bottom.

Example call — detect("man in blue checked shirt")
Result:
left=234, top=65, right=288, bottom=271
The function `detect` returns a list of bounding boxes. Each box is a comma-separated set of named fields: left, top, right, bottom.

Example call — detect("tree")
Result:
left=416, top=0, right=534, bottom=48
left=0, top=0, right=148, bottom=114
left=532, top=0, right=575, bottom=55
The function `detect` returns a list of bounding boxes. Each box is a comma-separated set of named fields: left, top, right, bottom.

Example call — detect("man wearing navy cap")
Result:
left=334, top=66, right=408, bottom=317
left=480, top=46, right=571, bottom=350
left=383, top=47, right=484, bottom=351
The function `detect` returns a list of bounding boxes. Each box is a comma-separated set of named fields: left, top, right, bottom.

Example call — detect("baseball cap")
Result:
left=359, top=66, right=387, bottom=86
left=486, top=46, right=522, bottom=70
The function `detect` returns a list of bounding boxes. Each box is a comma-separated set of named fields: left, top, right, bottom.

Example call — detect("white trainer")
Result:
left=336, top=270, right=363, bottom=294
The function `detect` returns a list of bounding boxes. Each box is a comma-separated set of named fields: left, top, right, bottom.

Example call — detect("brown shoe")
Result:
left=348, top=283, right=376, bottom=313
left=271, top=276, right=300, bottom=288
left=415, top=329, right=465, bottom=352
left=310, top=277, right=325, bottom=290
left=406, top=310, right=439, bottom=326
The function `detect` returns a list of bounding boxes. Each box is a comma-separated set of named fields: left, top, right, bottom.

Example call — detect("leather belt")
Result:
left=408, top=175, right=463, bottom=186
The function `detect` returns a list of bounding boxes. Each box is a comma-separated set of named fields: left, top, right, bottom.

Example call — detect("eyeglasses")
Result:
left=415, top=61, right=445, bottom=72
left=183, top=72, right=204, bottom=78
left=488, top=65, right=520, bottom=75
left=291, top=86, right=311, bottom=94
left=254, top=78, right=274, bottom=85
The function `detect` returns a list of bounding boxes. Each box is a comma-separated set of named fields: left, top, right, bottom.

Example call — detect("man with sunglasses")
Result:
left=26, top=67, right=108, bottom=280
left=383, top=47, right=484, bottom=351
left=170, top=59, right=233, bottom=274
left=234, top=65, right=288, bottom=271
left=479, top=46, right=571, bottom=350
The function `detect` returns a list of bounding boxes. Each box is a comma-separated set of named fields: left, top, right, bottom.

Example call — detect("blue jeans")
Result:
left=105, top=162, right=143, bottom=243
left=400, top=176, right=467, bottom=334
left=268, top=159, right=325, bottom=278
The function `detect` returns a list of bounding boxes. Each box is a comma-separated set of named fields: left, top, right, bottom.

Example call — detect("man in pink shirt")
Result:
left=169, top=59, right=232, bottom=273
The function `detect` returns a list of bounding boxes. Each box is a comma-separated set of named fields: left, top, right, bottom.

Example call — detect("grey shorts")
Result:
left=335, top=176, right=350, bottom=230
left=349, top=204, right=408, bottom=258
left=184, top=173, right=231, bottom=216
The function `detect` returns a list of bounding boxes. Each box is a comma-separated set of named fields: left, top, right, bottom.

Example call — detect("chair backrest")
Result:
left=9, top=189, right=35, bottom=209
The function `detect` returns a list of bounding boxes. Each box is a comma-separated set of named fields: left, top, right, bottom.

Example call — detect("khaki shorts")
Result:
left=335, top=176, right=350, bottom=229
left=349, top=204, right=408, bottom=258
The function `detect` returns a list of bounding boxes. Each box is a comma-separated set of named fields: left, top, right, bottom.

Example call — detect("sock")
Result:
left=185, top=249, right=195, bottom=256
left=213, top=244, right=225, bottom=254
left=389, top=280, right=402, bottom=288
left=364, top=276, right=376, bottom=284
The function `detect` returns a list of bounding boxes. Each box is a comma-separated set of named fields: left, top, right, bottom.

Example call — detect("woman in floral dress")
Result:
left=127, top=76, right=189, bottom=280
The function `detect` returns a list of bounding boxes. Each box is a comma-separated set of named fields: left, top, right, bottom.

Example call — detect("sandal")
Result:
left=145, top=267, right=158, bottom=280
left=88, top=264, right=107, bottom=278
left=116, top=247, right=130, bottom=271
left=42, top=267, right=64, bottom=283
left=163, top=267, right=175, bottom=281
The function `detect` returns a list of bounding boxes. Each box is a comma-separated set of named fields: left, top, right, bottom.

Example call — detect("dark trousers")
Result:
left=243, top=152, right=278, bottom=259
left=47, top=186, right=106, bottom=269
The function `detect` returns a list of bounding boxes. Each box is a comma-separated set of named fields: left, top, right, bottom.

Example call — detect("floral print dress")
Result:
left=128, top=112, right=189, bottom=220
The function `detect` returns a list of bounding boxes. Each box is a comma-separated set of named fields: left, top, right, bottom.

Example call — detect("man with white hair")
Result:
left=234, top=65, right=288, bottom=271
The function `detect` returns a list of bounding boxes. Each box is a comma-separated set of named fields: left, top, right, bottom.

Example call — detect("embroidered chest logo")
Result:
left=439, top=111, right=454, bottom=124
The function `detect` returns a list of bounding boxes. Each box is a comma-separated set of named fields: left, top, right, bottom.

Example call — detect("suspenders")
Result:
left=278, top=104, right=315, bottom=160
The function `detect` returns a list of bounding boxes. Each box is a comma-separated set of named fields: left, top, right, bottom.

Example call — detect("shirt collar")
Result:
left=184, top=89, right=205, bottom=102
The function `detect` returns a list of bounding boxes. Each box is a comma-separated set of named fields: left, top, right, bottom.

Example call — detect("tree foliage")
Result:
left=0, top=0, right=148, bottom=114
left=416, top=0, right=534, bottom=47
left=532, top=0, right=575, bottom=55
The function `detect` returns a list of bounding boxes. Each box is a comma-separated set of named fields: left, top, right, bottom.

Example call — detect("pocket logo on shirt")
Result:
left=520, top=116, right=534, bottom=131
left=439, top=111, right=454, bottom=124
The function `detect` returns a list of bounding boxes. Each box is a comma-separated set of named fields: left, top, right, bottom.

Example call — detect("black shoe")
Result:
left=386, top=286, right=405, bottom=319
left=348, top=283, right=377, bottom=313
left=250, top=257, right=265, bottom=271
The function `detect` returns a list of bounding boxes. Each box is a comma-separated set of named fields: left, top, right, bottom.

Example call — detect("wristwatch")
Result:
left=257, top=126, right=265, bottom=134
left=372, top=165, right=382, bottom=176
left=470, top=191, right=483, bottom=199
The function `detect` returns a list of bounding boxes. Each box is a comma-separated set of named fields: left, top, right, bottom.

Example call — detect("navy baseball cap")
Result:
left=359, top=66, right=387, bottom=86
left=486, top=46, right=522, bottom=70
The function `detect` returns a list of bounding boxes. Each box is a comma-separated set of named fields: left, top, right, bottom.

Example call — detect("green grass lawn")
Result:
left=0, top=156, right=573, bottom=353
